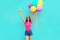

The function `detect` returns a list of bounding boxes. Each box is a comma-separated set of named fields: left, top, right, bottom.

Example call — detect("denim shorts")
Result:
left=25, top=30, right=32, bottom=36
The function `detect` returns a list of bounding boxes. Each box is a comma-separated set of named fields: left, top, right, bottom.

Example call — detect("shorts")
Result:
left=25, top=30, right=32, bottom=36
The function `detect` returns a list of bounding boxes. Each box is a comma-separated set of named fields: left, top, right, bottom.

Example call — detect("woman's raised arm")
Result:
left=20, top=9, right=25, bottom=22
left=32, top=13, right=36, bottom=22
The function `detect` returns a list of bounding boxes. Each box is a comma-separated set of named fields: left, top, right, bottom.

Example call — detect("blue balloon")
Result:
left=32, top=0, right=38, bottom=6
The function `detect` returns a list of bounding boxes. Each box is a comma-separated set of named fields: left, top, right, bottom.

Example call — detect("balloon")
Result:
left=28, top=4, right=32, bottom=8
left=38, top=0, right=43, bottom=6
left=32, top=0, right=38, bottom=6
left=37, top=5, right=42, bottom=12
left=30, top=6, right=36, bottom=13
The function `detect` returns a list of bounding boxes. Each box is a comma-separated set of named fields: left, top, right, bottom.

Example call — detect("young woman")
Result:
left=20, top=9, right=36, bottom=40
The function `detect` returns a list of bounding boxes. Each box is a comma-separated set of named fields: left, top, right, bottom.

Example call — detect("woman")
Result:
left=20, top=9, right=36, bottom=40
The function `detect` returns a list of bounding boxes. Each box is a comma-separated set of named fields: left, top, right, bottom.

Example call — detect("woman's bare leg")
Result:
left=29, top=36, right=32, bottom=40
left=26, top=36, right=29, bottom=40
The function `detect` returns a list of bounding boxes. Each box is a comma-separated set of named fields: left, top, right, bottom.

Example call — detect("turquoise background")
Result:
left=0, top=0, right=60, bottom=40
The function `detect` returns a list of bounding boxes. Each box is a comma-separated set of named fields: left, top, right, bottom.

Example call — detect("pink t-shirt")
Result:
left=24, top=22, right=32, bottom=31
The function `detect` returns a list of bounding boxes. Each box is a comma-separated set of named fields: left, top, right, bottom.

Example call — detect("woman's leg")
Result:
left=26, top=36, right=29, bottom=40
left=29, top=36, right=32, bottom=40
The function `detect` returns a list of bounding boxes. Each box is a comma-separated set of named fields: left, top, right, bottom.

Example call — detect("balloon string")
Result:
left=36, top=14, right=38, bottom=31
left=36, top=13, right=39, bottom=37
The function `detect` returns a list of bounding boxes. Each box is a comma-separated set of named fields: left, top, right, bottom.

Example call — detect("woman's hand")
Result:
left=33, top=12, right=37, bottom=16
left=19, top=9, right=25, bottom=22
left=19, top=9, right=22, bottom=15
left=34, top=13, right=37, bottom=16
left=20, top=9, right=22, bottom=13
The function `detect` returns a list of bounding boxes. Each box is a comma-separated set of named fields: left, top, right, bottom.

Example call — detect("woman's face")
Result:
left=26, top=16, right=31, bottom=22
left=27, top=16, right=30, bottom=21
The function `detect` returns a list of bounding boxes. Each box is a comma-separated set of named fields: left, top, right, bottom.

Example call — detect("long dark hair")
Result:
left=26, top=16, right=31, bottom=22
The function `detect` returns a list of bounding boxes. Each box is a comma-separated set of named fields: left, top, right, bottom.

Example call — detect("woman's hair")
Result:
left=26, top=16, right=31, bottom=22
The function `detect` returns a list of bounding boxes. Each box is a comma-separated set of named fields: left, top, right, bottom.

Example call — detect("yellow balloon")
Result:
left=30, top=6, right=36, bottom=13
left=38, top=0, right=43, bottom=6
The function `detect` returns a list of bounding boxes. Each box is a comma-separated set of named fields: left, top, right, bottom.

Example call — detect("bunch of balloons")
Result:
left=28, top=0, right=43, bottom=13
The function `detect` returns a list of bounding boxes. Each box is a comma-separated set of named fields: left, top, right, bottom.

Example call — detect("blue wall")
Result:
left=0, top=0, right=60, bottom=40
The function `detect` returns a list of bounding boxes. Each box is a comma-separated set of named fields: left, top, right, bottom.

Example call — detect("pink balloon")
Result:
left=37, top=6, right=42, bottom=12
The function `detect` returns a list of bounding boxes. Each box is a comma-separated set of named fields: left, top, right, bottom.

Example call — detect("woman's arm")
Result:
left=20, top=9, right=25, bottom=22
left=32, top=13, right=36, bottom=22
